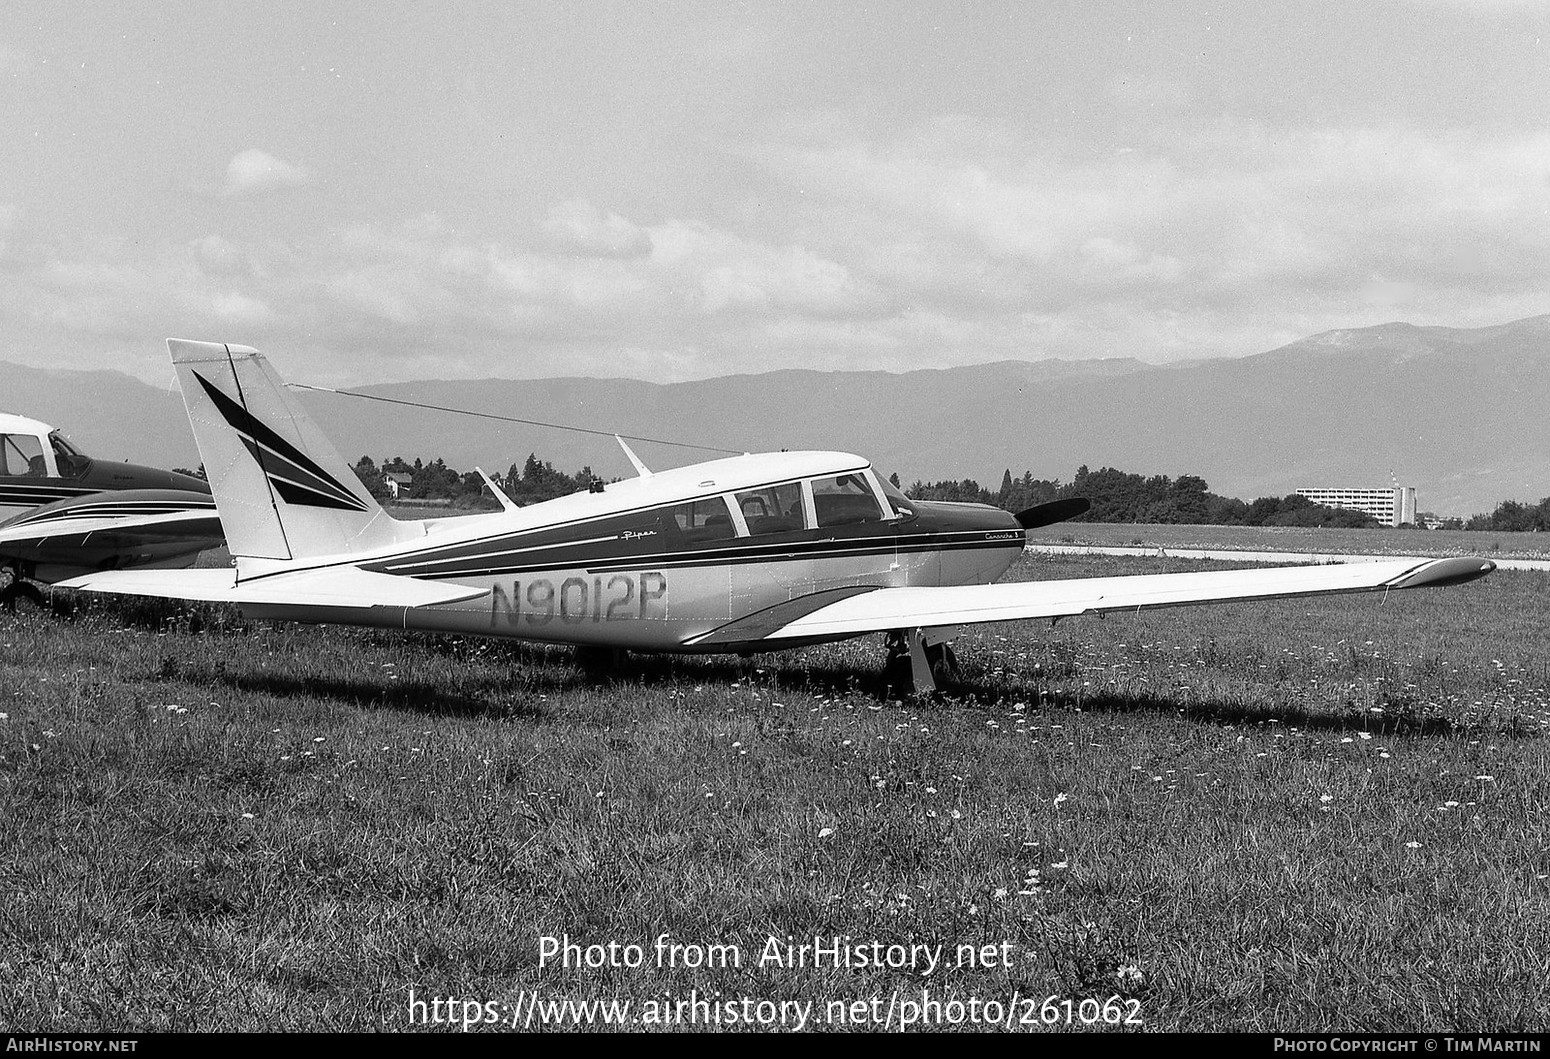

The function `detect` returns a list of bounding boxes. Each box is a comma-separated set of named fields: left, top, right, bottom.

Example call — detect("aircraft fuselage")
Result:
left=239, top=496, right=1025, bottom=653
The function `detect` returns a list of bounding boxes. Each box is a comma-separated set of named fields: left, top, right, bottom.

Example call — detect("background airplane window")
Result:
left=812, top=473, right=885, bottom=526
left=735, top=483, right=805, bottom=535
left=669, top=498, right=736, bottom=543
left=1, top=434, right=46, bottom=477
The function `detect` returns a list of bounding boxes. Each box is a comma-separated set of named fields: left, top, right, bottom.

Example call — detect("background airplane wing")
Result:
left=0, top=509, right=223, bottom=552
left=0, top=491, right=225, bottom=581
left=688, top=556, right=1495, bottom=645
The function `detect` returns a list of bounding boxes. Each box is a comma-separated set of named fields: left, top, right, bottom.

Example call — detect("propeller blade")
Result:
left=1014, top=497, right=1091, bottom=530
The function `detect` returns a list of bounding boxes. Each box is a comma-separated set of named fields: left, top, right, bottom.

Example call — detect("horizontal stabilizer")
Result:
left=61, top=566, right=490, bottom=610
left=56, top=568, right=240, bottom=602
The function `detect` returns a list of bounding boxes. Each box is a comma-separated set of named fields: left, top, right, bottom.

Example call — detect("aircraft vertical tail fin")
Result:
left=167, top=340, right=412, bottom=563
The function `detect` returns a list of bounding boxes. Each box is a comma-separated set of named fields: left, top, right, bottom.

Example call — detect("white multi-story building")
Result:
left=1295, top=486, right=1417, bottom=528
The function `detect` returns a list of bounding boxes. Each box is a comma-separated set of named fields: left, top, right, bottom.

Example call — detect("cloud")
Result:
left=1396, top=0, right=1550, bottom=9
left=649, top=219, right=886, bottom=319
left=541, top=199, right=652, bottom=258
left=0, top=202, right=14, bottom=260
left=210, top=292, right=275, bottom=324
left=0, top=45, right=36, bottom=77
left=748, top=118, right=1550, bottom=326
left=1107, top=75, right=1195, bottom=113
left=7, top=115, right=1550, bottom=386
left=222, top=149, right=310, bottom=196
left=190, top=234, right=259, bottom=277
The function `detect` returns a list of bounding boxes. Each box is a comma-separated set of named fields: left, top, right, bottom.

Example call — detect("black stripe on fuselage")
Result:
left=0, top=486, right=96, bottom=505
left=399, top=531, right=1017, bottom=581
left=367, top=476, right=877, bottom=574
left=222, top=486, right=1018, bottom=588
left=11, top=506, right=218, bottom=526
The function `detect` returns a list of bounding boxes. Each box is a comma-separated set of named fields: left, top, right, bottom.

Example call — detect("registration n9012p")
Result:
left=488, top=572, right=667, bottom=626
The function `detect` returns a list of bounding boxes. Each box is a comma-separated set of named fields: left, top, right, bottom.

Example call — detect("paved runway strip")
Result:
left=1025, top=543, right=1550, bottom=572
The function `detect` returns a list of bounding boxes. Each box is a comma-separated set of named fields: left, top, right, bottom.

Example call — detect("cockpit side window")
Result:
left=0, top=434, right=47, bottom=478
left=49, top=433, right=89, bottom=478
left=811, top=473, right=886, bottom=527
left=668, top=497, right=737, bottom=544
left=735, top=482, right=806, bottom=536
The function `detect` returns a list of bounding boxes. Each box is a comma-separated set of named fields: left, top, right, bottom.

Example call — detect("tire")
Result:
left=0, top=581, right=46, bottom=613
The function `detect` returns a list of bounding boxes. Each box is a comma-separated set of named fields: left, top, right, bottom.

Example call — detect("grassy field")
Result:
left=1, top=551, right=1546, bottom=1032
left=1031, top=521, right=1550, bottom=560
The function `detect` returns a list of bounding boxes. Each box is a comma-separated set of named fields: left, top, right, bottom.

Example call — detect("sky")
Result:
left=2, top=0, right=1549, bottom=386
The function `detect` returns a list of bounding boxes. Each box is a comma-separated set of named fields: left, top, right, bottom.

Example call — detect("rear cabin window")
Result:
left=0, top=434, right=46, bottom=477
left=812, top=473, right=885, bottom=527
left=735, top=482, right=806, bottom=536
left=668, top=498, right=736, bottom=544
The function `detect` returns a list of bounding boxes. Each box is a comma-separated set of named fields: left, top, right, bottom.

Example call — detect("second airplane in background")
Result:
left=0, top=412, right=221, bottom=609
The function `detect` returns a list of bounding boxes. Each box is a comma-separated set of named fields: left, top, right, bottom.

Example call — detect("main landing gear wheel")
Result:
left=0, top=579, right=46, bottom=613
left=882, top=628, right=961, bottom=696
left=573, top=645, right=628, bottom=675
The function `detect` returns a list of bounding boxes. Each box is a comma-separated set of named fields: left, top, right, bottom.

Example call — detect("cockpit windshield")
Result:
left=49, top=432, right=83, bottom=457
left=879, top=475, right=917, bottom=520
left=49, top=432, right=90, bottom=478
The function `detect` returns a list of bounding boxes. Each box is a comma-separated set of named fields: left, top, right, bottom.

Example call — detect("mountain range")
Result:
left=4, top=315, right=1546, bottom=517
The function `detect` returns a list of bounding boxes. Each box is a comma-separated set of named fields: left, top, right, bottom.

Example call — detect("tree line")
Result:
left=348, top=452, right=1550, bottom=530
left=906, top=465, right=1381, bottom=528
left=1461, top=498, right=1550, bottom=533
left=351, top=453, right=1381, bottom=527
left=352, top=453, right=599, bottom=508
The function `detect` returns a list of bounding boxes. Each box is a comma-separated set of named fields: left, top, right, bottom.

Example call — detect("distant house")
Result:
left=1296, top=486, right=1417, bottom=528
left=384, top=472, right=412, bottom=499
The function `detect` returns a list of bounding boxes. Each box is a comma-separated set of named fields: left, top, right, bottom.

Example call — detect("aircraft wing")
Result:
left=0, top=492, right=226, bottom=581
left=60, top=565, right=490, bottom=609
left=688, top=556, right=1495, bottom=645
left=0, top=508, right=223, bottom=552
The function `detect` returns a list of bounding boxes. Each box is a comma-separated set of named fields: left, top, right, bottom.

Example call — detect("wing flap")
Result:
left=718, top=557, right=1495, bottom=642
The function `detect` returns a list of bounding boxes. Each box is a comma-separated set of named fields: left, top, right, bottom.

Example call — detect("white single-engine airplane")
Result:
left=61, top=341, right=1495, bottom=692
left=0, top=411, right=221, bottom=609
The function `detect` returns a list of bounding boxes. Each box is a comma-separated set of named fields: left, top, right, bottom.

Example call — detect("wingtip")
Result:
left=1392, top=556, right=1496, bottom=589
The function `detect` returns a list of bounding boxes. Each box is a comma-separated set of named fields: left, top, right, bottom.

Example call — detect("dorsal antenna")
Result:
left=616, top=435, right=652, bottom=478
left=475, top=466, right=519, bottom=511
